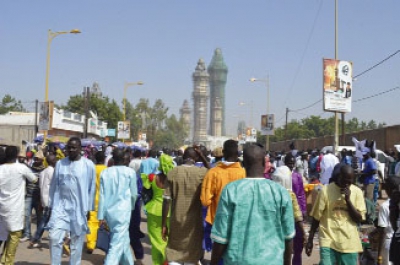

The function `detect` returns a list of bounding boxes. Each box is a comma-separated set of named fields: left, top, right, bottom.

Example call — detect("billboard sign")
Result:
left=107, top=129, right=116, bottom=137
left=39, top=101, right=54, bottom=131
left=117, top=121, right=130, bottom=139
left=261, top=114, right=274, bottom=136
left=323, top=58, right=353, bottom=112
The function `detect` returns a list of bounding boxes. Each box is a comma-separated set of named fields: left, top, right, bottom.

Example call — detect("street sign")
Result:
left=323, top=58, right=353, bottom=113
left=117, top=121, right=130, bottom=139
left=261, top=114, right=274, bottom=136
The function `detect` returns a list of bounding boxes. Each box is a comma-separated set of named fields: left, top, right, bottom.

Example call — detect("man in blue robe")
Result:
left=47, top=137, right=96, bottom=265
left=98, top=148, right=138, bottom=265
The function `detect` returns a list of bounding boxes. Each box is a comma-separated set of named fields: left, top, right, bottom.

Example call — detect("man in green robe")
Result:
left=210, top=145, right=295, bottom=265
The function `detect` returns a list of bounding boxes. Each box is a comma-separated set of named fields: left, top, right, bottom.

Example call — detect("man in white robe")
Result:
left=47, top=137, right=96, bottom=265
left=0, top=146, right=37, bottom=265
left=320, top=150, right=339, bottom=185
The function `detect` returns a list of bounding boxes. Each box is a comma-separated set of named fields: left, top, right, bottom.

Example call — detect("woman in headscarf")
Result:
left=141, top=153, right=174, bottom=265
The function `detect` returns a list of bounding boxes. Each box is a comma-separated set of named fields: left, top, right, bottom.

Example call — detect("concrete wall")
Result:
left=0, top=125, right=36, bottom=145
left=270, top=124, right=400, bottom=152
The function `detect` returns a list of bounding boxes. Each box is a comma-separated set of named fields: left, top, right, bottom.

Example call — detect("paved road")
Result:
left=13, top=213, right=320, bottom=265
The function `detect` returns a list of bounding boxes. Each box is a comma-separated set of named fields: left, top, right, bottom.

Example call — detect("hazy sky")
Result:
left=1, top=1, right=399, bottom=135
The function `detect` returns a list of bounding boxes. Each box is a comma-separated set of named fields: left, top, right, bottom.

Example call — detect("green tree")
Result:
left=301, top=116, right=324, bottom=137
left=153, top=114, right=188, bottom=149
left=377, top=122, right=386, bottom=129
left=269, top=114, right=387, bottom=144
left=367, top=120, right=377, bottom=130
left=124, top=100, right=142, bottom=141
left=146, top=99, right=168, bottom=142
left=346, top=117, right=360, bottom=133
left=360, top=121, right=367, bottom=130
left=62, top=94, right=122, bottom=129
left=0, top=94, right=25, bottom=114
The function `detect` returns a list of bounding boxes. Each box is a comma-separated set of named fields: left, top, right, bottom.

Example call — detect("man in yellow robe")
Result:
left=86, top=151, right=107, bottom=253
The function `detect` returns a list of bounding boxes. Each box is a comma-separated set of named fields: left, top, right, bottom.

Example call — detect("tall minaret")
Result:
left=211, top=97, right=222, bottom=137
left=208, top=48, right=228, bottom=136
left=179, top=99, right=191, bottom=138
left=192, top=58, right=209, bottom=144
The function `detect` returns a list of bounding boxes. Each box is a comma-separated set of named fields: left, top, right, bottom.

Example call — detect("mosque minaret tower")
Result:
left=192, top=58, right=209, bottom=144
left=208, top=48, right=228, bottom=136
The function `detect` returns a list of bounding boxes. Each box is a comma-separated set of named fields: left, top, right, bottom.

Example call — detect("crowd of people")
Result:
left=0, top=137, right=400, bottom=265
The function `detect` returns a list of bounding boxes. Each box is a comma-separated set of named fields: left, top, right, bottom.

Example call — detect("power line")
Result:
left=275, top=114, right=286, bottom=124
left=353, top=86, right=400, bottom=103
left=290, top=99, right=322, bottom=112
left=282, top=86, right=400, bottom=126
left=282, top=0, right=323, bottom=109
left=354, top=50, right=400, bottom=79
left=290, top=110, right=312, bottom=116
left=286, top=50, right=400, bottom=115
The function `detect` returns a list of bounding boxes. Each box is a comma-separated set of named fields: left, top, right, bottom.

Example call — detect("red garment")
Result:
left=264, top=157, right=275, bottom=179
left=316, top=154, right=323, bottom=173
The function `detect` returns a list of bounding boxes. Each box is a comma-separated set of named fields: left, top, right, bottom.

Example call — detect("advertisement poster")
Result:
left=117, top=121, right=130, bottom=139
left=38, top=101, right=54, bottom=131
left=261, top=114, right=274, bottom=136
left=107, top=129, right=116, bottom=137
left=323, top=58, right=353, bottom=112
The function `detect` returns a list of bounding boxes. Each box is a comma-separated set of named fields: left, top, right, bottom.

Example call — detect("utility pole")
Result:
left=84, top=86, right=90, bottom=138
left=341, top=113, right=345, bottom=144
left=34, top=99, right=39, bottom=138
left=333, top=0, right=339, bottom=154
left=285, top=107, right=289, bottom=142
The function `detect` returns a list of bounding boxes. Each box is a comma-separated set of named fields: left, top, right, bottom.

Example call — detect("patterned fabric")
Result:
left=211, top=178, right=295, bottom=265
left=310, top=183, right=366, bottom=253
left=163, top=165, right=208, bottom=263
left=200, top=162, right=245, bottom=224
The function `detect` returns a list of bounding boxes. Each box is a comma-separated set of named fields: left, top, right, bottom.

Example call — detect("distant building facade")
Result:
left=186, top=48, right=229, bottom=147
left=192, top=58, right=209, bottom=145
left=0, top=109, right=108, bottom=143
left=208, top=48, right=228, bottom=136
left=179, top=99, right=191, bottom=139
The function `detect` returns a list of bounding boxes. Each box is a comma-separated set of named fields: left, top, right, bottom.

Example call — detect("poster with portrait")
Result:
left=38, top=101, right=54, bottom=131
left=261, top=114, right=274, bottom=136
left=323, top=58, right=353, bottom=113
left=117, top=121, right=130, bottom=139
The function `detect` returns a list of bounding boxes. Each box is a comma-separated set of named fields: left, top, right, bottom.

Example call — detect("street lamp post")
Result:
left=44, top=29, right=80, bottom=141
left=123, top=81, right=144, bottom=121
left=238, top=100, right=254, bottom=127
left=250, top=76, right=270, bottom=151
left=45, top=29, right=81, bottom=102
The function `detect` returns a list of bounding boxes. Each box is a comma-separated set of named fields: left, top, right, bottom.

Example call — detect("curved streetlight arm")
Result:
left=123, top=81, right=144, bottom=121
left=43, top=28, right=80, bottom=142
left=250, top=75, right=270, bottom=151
left=45, top=29, right=81, bottom=102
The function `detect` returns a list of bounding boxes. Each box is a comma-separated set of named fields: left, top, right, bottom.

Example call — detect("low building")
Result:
left=0, top=109, right=108, bottom=144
